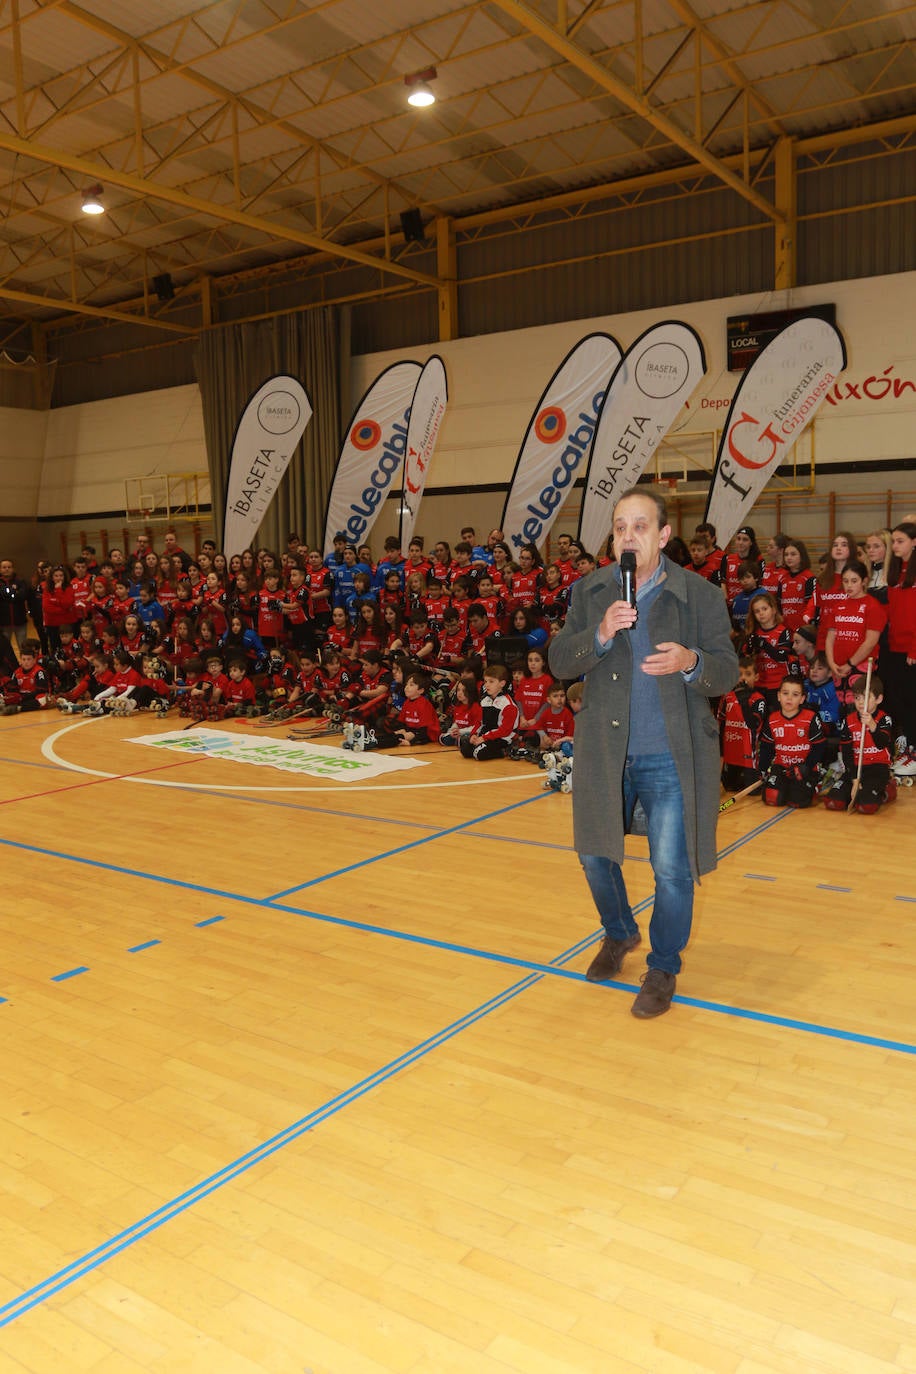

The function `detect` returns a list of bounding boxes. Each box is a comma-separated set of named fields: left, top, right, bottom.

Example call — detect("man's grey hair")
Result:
left=613, top=487, right=668, bottom=528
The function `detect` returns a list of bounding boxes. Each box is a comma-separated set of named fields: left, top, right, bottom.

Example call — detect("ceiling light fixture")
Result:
left=405, top=67, right=437, bottom=108
left=81, top=184, right=105, bottom=215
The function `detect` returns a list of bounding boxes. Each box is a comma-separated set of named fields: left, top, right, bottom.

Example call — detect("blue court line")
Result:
left=817, top=884, right=851, bottom=893
left=264, top=791, right=550, bottom=900
left=127, top=940, right=161, bottom=954
left=51, top=966, right=88, bottom=982
left=194, top=915, right=225, bottom=928
left=0, top=804, right=789, bottom=1000
left=745, top=873, right=776, bottom=881
left=0, top=807, right=912, bottom=1325
left=0, top=970, right=545, bottom=1329
left=896, top=895, right=916, bottom=904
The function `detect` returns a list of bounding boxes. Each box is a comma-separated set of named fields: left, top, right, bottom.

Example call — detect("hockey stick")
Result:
left=847, top=657, right=873, bottom=812
left=718, top=778, right=763, bottom=812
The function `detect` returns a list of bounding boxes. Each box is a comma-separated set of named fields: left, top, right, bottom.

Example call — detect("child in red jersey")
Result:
left=256, top=569, right=286, bottom=648
left=343, top=649, right=391, bottom=722
left=717, top=655, right=767, bottom=790
left=823, top=673, right=895, bottom=814
left=780, top=540, right=816, bottom=631
left=1, top=640, right=52, bottom=713
left=404, top=608, right=438, bottom=664
left=57, top=650, right=114, bottom=711
left=423, top=576, right=450, bottom=631
left=742, top=592, right=799, bottom=709
left=475, top=573, right=506, bottom=631
left=825, top=560, right=886, bottom=692
left=357, top=670, right=441, bottom=750
left=178, top=655, right=212, bottom=718
left=537, top=563, right=569, bottom=631
left=95, top=647, right=144, bottom=713
left=381, top=603, right=406, bottom=659
left=465, top=604, right=500, bottom=662
left=532, top=681, right=576, bottom=751
left=324, top=604, right=356, bottom=660
left=434, top=607, right=468, bottom=674
left=219, top=659, right=257, bottom=718
left=460, top=663, right=519, bottom=761
left=287, top=650, right=326, bottom=716
left=758, top=675, right=826, bottom=808
left=315, top=647, right=352, bottom=714
left=439, top=677, right=482, bottom=748
left=515, top=647, right=553, bottom=739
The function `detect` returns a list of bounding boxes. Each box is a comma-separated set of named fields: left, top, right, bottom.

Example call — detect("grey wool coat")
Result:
left=548, top=558, right=739, bottom=878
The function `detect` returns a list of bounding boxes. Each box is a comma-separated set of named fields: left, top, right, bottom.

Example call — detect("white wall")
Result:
left=1, top=271, right=914, bottom=563
left=39, top=384, right=208, bottom=518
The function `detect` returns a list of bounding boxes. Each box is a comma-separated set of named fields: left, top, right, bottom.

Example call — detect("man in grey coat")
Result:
left=549, top=489, right=738, bottom=1017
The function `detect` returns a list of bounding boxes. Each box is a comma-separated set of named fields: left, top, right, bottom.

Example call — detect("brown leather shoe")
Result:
left=585, top=933, right=641, bottom=982
left=631, top=969, right=676, bottom=1018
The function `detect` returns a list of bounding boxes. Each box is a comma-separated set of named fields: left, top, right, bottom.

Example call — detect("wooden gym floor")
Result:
left=0, top=710, right=914, bottom=1374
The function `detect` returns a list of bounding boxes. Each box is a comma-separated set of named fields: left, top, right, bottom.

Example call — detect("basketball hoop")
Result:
left=665, top=477, right=679, bottom=492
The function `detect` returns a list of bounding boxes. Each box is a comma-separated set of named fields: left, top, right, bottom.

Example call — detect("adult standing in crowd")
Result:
left=549, top=488, right=738, bottom=1019
left=0, top=559, right=32, bottom=652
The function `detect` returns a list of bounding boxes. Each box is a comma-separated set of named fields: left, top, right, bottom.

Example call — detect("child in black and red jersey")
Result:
left=256, top=569, right=286, bottom=649
left=423, top=577, right=449, bottom=631
left=404, top=608, right=439, bottom=665
left=537, top=563, right=569, bottom=631
left=459, top=663, right=519, bottom=761
left=178, top=655, right=212, bottom=718
left=57, top=650, right=115, bottom=711
left=532, top=681, right=576, bottom=751
left=343, top=649, right=391, bottom=722
left=758, top=675, right=826, bottom=808
left=357, top=670, right=441, bottom=750
left=475, top=574, right=506, bottom=631
left=324, top=604, right=356, bottom=660
left=434, top=607, right=468, bottom=674
left=280, top=564, right=318, bottom=658
left=258, top=647, right=296, bottom=713
left=823, top=673, right=896, bottom=814
left=717, top=655, right=767, bottom=791
left=465, top=604, right=500, bottom=662
left=439, top=676, right=482, bottom=747
left=287, top=650, right=326, bottom=716
left=316, top=647, right=351, bottom=713
left=742, top=592, right=799, bottom=709
left=1, top=640, right=52, bottom=713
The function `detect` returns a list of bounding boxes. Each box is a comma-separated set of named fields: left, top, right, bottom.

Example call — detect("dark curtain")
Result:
left=195, top=308, right=347, bottom=554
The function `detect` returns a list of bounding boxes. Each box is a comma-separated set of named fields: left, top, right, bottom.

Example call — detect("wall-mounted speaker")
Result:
left=399, top=209, right=425, bottom=244
left=152, top=272, right=175, bottom=301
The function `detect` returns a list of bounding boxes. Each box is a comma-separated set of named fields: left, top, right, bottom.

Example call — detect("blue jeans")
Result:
left=580, top=751, right=694, bottom=975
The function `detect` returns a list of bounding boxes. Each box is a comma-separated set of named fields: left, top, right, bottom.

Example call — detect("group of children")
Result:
left=2, top=516, right=913, bottom=813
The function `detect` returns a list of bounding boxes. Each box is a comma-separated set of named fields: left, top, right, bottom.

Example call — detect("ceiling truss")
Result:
left=0, top=0, right=910, bottom=337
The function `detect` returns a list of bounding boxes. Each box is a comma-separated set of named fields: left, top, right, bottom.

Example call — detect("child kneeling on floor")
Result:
left=823, top=673, right=897, bottom=814
left=758, top=674, right=826, bottom=808
left=355, top=669, right=440, bottom=750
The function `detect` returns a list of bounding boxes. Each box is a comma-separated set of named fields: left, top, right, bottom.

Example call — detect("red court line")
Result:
left=0, top=757, right=201, bottom=807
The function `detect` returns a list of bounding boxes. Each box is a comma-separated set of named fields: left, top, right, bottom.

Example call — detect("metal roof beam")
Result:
left=0, top=284, right=195, bottom=333
left=0, top=130, right=441, bottom=290
left=488, top=0, right=782, bottom=223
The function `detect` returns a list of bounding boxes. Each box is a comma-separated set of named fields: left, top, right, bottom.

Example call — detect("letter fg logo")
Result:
left=534, top=407, right=566, bottom=443
left=350, top=419, right=382, bottom=451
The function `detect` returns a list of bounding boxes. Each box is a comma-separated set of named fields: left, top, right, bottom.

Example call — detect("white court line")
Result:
left=41, top=719, right=542, bottom=794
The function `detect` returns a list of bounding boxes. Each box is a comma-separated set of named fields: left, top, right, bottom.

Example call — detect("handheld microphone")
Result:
left=620, top=550, right=637, bottom=617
